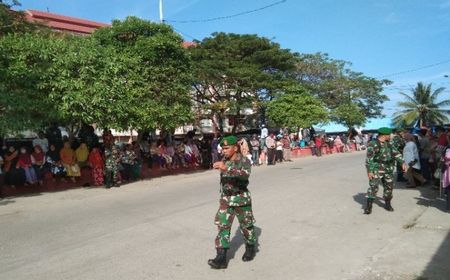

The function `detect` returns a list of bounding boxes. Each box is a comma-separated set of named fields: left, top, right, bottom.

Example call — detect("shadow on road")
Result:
left=353, top=192, right=385, bottom=210
left=227, top=226, right=262, bottom=261
left=419, top=230, right=450, bottom=279
left=0, top=199, right=15, bottom=206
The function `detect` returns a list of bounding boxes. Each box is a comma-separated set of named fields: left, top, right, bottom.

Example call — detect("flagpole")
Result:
left=159, top=0, right=164, bottom=23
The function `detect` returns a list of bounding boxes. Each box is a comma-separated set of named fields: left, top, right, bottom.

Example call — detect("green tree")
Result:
left=0, top=33, right=61, bottom=135
left=189, top=32, right=297, bottom=133
left=0, top=1, right=47, bottom=36
left=333, top=103, right=366, bottom=128
left=266, top=87, right=328, bottom=130
left=292, top=53, right=390, bottom=123
left=393, top=82, right=450, bottom=127
left=92, top=17, right=193, bottom=131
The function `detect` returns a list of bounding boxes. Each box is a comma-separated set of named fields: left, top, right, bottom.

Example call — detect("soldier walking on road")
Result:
left=364, top=127, right=406, bottom=214
left=208, top=136, right=257, bottom=269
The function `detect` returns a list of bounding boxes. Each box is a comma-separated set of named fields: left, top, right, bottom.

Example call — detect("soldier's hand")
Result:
left=213, top=161, right=227, bottom=171
left=368, top=172, right=375, bottom=180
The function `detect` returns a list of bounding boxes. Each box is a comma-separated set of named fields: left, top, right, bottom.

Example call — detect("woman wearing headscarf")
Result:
left=75, top=143, right=89, bottom=168
left=31, top=145, right=45, bottom=185
left=60, top=141, right=81, bottom=182
left=88, top=146, right=104, bottom=186
left=3, top=146, right=26, bottom=187
left=17, top=147, right=38, bottom=185
left=45, top=143, right=66, bottom=181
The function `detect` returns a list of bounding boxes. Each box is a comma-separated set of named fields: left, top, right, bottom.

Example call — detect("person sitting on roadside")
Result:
left=75, top=143, right=89, bottom=168
left=17, top=147, right=38, bottom=186
left=31, top=145, right=45, bottom=185
left=122, top=144, right=140, bottom=180
left=158, top=140, right=173, bottom=169
left=45, top=144, right=67, bottom=182
left=4, top=146, right=26, bottom=187
left=60, top=141, right=81, bottom=182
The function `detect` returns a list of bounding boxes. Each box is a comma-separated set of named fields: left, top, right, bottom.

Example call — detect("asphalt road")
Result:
left=1, top=152, right=449, bottom=280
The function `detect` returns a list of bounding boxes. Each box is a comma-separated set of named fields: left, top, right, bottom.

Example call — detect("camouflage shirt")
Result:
left=365, top=139, right=403, bottom=173
left=105, top=148, right=120, bottom=171
left=220, top=154, right=252, bottom=206
left=391, top=135, right=405, bottom=152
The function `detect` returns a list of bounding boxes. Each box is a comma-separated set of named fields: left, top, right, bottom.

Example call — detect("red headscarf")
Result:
left=32, top=145, right=45, bottom=163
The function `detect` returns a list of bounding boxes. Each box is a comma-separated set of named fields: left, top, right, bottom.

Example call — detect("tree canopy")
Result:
left=188, top=32, right=297, bottom=133
left=393, top=82, right=450, bottom=127
left=266, top=86, right=328, bottom=130
left=0, top=16, right=193, bottom=135
left=292, top=53, right=390, bottom=127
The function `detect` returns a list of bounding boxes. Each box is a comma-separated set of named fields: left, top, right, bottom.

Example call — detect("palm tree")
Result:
left=393, top=82, right=450, bottom=127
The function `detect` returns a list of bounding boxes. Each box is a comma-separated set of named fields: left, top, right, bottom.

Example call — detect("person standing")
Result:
left=281, top=133, right=292, bottom=161
left=265, top=133, right=276, bottom=165
left=249, top=134, right=260, bottom=166
left=208, top=136, right=257, bottom=269
left=32, top=131, right=49, bottom=153
left=418, top=129, right=431, bottom=181
left=403, top=133, right=426, bottom=187
left=364, top=127, right=406, bottom=214
left=104, top=146, right=121, bottom=188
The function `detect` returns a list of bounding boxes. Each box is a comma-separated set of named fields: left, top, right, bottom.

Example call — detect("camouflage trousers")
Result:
left=214, top=196, right=257, bottom=249
left=367, top=171, right=394, bottom=200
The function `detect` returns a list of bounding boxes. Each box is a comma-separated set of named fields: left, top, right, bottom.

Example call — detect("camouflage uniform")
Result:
left=105, top=146, right=120, bottom=187
left=365, top=139, right=403, bottom=199
left=391, top=134, right=406, bottom=181
left=214, top=153, right=257, bottom=249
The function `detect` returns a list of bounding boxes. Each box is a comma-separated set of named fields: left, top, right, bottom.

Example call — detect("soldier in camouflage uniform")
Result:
left=208, top=136, right=257, bottom=269
left=391, top=128, right=407, bottom=182
left=105, top=145, right=121, bottom=188
left=364, top=127, right=406, bottom=214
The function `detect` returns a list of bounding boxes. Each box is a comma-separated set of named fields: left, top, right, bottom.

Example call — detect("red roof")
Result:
left=182, top=41, right=197, bottom=48
left=25, top=10, right=109, bottom=35
left=24, top=9, right=196, bottom=47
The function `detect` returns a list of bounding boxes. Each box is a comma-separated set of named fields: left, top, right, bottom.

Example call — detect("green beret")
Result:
left=378, top=127, right=392, bottom=135
left=220, top=136, right=238, bottom=146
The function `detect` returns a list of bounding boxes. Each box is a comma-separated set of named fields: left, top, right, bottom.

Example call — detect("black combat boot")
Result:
left=364, top=198, right=373, bottom=215
left=208, top=248, right=228, bottom=269
left=242, top=244, right=256, bottom=262
left=384, top=198, right=394, bottom=211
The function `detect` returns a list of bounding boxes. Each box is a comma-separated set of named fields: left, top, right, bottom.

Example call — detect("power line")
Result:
left=377, top=59, right=450, bottom=79
left=165, top=0, right=287, bottom=23
left=171, top=26, right=199, bottom=41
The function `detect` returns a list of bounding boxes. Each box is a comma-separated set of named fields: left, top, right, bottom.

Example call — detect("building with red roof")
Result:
left=25, top=9, right=109, bottom=35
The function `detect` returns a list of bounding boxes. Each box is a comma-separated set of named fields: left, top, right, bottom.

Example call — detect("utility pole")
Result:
left=159, top=0, right=164, bottom=23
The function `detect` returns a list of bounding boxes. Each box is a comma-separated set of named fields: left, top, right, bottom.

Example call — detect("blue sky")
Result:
left=16, top=0, right=450, bottom=131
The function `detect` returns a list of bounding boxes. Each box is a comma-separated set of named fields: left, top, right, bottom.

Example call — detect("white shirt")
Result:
left=261, top=127, right=268, bottom=139
left=403, top=141, right=420, bottom=169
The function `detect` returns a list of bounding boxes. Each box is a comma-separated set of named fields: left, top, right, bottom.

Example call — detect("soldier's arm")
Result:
left=222, top=159, right=251, bottom=180
left=365, top=142, right=376, bottom=173
left=392, top=146, right=404, bottom=165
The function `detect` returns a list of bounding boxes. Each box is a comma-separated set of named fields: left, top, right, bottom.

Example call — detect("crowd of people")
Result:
left=2, top=124, right=448, bottom=195
left=393, top=127, right=450, bottom=192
